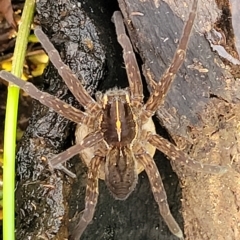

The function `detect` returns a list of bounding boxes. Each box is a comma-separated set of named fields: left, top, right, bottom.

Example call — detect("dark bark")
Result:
left=118, top=0, right=240, bottom=239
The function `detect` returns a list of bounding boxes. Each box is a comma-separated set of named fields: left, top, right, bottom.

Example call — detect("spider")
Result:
left=0, top=0, right=228, bottom=239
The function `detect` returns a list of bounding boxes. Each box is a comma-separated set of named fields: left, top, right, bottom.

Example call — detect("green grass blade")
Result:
left=3, top=0, right=35, bottom=239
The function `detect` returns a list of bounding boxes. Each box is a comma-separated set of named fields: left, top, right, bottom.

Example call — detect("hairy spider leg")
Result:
left=0, top=71, right=92, bottom=126
left=135, top=150, right=184, bottom=239
left=112, top=11, right=144, bottom=106
left=142, top=0, right=198, bottom=120
left=34, top=27, right=101, bottom=113
left=147, top=133, right=229, bottom=174
left=49, top=131, right=103, bottom=168
left=69, top=156, right=103, bottom=240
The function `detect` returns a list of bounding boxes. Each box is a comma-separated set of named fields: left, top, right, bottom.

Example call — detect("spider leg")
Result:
left=49, top=131, right=103, bottom=169
left=112, top=11, right=143, bottom=105
left=69, top=156, right=102, bottom=240
left=142, top=0, right=198, bottom=119
left=34, top=27, right=101, bottom=112
left=0, top=70, right=93, bottom=126
left=148, top=133, right=229, bottom=174
left=135, top=151, right=184, bottom=239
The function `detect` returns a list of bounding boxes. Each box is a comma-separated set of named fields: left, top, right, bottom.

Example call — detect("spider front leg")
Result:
left=0, top=71, right=92, bottom=126
left=34, top=27, right=101, bottom=112
left=69, top=156, right=102, bottom=240
left=142, top=0, right=198, bottom=119
left=112, top=11, right=143, bottom=105
left=148, top=133, right=229, bottom=174
left=135, top=151, right=184, bottom=240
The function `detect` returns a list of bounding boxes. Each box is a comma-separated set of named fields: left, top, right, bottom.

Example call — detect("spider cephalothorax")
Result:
left=0, top=0, right=228, bottom=239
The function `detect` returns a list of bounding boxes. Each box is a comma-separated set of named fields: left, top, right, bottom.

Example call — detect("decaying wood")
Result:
left=119, top=0, right=240, bottom=239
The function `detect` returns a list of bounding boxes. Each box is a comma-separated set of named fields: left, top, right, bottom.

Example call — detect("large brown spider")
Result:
left=0, top=0, right=228, bottom=239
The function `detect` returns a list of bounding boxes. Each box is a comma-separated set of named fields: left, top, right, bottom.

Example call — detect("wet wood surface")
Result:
left=118, top=0, right=240, bottom=239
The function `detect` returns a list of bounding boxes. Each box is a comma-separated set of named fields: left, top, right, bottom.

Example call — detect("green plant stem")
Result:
left=3, top=1, right=35, bottom=239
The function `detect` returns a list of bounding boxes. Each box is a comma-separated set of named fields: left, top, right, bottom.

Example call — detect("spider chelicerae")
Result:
left=0, top=0, right=228, bottom=239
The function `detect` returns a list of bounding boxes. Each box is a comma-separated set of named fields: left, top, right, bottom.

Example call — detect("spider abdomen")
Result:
left=105, top=146, right=138, bottom=200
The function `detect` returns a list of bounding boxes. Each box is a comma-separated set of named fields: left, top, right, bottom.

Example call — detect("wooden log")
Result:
left=118, top=0, right=240, bottom=239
